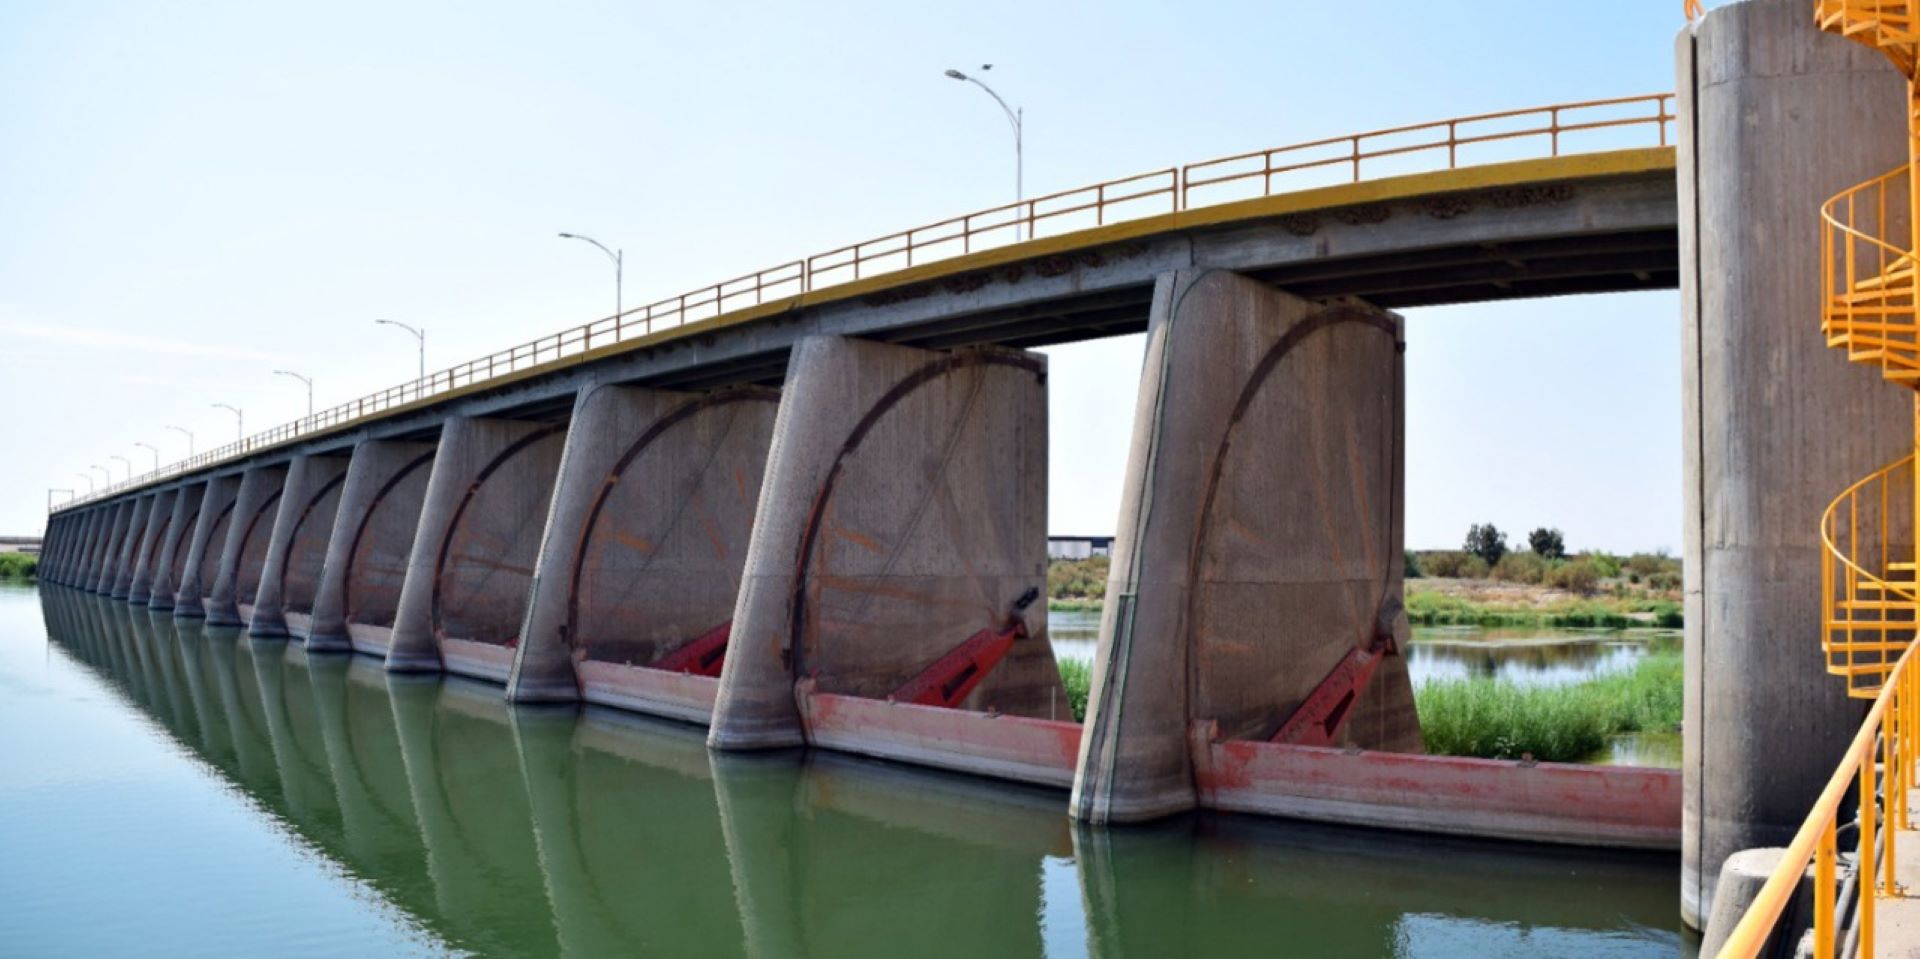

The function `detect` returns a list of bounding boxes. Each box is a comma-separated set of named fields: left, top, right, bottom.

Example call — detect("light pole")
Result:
left=558, top=233, right=623, bottom=321
left=48, top=489, right=73, bottom=512
left=90, top=465, right=109, bottom=485
left=274, top=370, right=314, bottom=417
left=213, top=403, right=243, bottom=443
left=374, top=319, right=426, bottom=380
left=109, top=455, right=131, bottom=482
left=77, top=473, right=95, bottom=494
left=166, top=425, right=194, bottom=456
left=943, top=65, right=1024, bottom=239
left=133, top=442, right=159, bottom=472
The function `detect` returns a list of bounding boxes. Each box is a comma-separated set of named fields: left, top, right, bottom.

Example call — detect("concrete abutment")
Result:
left=249, top=453, right=352, bottom=640
left=205, top=465, right=289, bottom=628
left=174, top=475, right=241, bottom=619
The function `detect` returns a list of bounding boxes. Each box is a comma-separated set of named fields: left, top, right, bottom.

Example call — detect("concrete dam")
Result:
left=46, top=8, right=1884, bottom=930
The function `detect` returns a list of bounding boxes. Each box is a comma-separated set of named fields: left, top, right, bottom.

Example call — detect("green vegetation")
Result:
left=1527, top=527, right=1566, bottom=561
left=1048, top=555, right=1109, bottom=611
left=1405, top=588, right=1682, bottom=628
left=0, top=553, right=36, bottom=580
left=1464, top=522, right=1508, bottom=566
left=1417, top=651, right=1682, bottom=762
left=1057, top=657, right=1093, bottom=722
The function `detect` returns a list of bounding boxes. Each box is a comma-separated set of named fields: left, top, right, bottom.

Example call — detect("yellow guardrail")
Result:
left=1822, top=451, right=1920, bottom=698
left=51, top=93, right=1676, bottom=513
left=1715, top=642, right=1915, bottom=958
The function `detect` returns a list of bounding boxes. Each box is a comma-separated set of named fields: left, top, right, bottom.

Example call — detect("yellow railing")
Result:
left=1816, top=0, right=1920, bottom=73
left=50, top=93, right=1676, bottom=514
left=1822, top=165, right=1920, bottom=384
left=1822, top=451, right=1920, bottom=697
left=1715, top=641, right=1915, bottom=958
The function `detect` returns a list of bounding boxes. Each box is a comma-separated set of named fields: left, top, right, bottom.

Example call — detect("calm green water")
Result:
left=4, top=584, right=1692, bottom=957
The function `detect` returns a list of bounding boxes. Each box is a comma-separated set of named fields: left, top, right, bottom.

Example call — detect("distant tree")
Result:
left=1464, top=523, right=1508, bottom=567
left=1528, top=527, right=1566, bottom=561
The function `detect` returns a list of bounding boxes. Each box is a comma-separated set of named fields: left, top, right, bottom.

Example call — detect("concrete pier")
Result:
left=248, top=454, right=351, bottom=640
left=108, top=496, right=153, bottom=600
left=1677, top=0, right=1910, bottom=928
left=709, top=336, right=1060, bottom=751
left=94, top=500, right=135, bottom=594
left=508, top=385, right=779, bottom=719
left=126, top=488, right=177, bottom=606
left=147, top=484, right=201, bottom=611
left=205, top=465, right=288, bottom=628
left=306, top=439, right=437, bottom=655
left=174, top=475, right=240, bottom=619
left=1072, top=272, right=1414, bottom=825
left=386, top=416, right=566, bottom=679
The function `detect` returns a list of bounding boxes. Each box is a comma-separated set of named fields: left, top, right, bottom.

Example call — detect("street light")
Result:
left=109, top=455, right=131, bottom=481
left=213, top=403, right=243, bottom=442
left=90, top=465, right=109, bottom=484
left=77, top=473, right=95, bottom=493
left=374, top=319, right=426, bottom=380
left=558, top=233, right=623, bottom=321
left=133, top=442, right=159, bottom=472
left=274, top=370, right=314, bottom=417
left=166, top=425, right=194, bottom=456
left=943, top=65, right=1024, bottom=239
left=48, top=489, right=73, bottom=512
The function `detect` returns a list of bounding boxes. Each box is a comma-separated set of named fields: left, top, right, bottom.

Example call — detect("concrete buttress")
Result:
left=205, top=465, right=290, bottom=628
left=249, top=453, right=352, bottom=640
left=174, top=475, right=241, bottom=619
left=708, top=336, right=1060, bottom=751
left=108, top=495, right=153, bottom=601
left=147, top=483, right=202, bottom=611
left=1071, top=271, right=1415, bottom=825
left=508, top=384, right=778, bottom=720
left=305, top=439, right=438, bottom=655
left=386, top=415, right=567, bottom=680
left=1677, top=0, right=1911, bottom=927
left=126, top=489, right=177, bottom=606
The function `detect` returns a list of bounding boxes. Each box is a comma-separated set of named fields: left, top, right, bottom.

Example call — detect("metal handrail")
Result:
left=1820, top=451, right=1920, bottom=698
left=1714, top=640, right=1914, bottom=957
left=52, top=92, right=1677, bottom=513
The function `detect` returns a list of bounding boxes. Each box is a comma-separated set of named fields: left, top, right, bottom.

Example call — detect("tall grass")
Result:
left=1417, top=651, right=1682, bottom=763
left=0, top=553, right=35, bottom=580
left=1405, top=590, right=1682, bottom=629
left=1057, top=657, right=1092, bottom=722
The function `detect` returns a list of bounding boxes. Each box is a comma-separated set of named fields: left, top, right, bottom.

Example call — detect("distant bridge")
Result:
left=38, top=93, right=1682, bottom=852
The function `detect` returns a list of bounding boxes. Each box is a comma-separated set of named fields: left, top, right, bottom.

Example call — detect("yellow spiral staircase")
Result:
left=1817, top=0, right=1920, bottom=699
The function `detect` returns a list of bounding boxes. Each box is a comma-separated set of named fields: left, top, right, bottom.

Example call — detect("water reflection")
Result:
left=35, top=588, right=1689, bottom=958
left=1408, top=627, right=1681, bottom=688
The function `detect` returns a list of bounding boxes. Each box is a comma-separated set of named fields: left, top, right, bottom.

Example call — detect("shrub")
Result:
left=1624, top=551, right=1678, bottom=580
left=1057, top=657, right=1092, bottom=722
left=1587, top=552, right=1622, bottom=579
left=1492, top=551, right=1549, bottom=585
left=1527, top=528, right=1566, bottom=561
left=1464, top=523, right=1508, bottom=567
left=1418, top=652, right=1681, bottom=762
left=1421, top=551, right=1472, bottom=578
left=1048, top=556, right=1109, bottom=602
left=1648, top=571, right=1682, bottom=593
left=0, top=553, right=36, bottom=580
left=1547, top=557, right=1602, bottom=595
left=1404, top=550, right=1422, bottom=579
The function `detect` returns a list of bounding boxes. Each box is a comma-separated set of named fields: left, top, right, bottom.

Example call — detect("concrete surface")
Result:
left=1678, top=0, right=1909, bottom=928
left=305, top=439, right=438, bottom=655
left=107, top=495, right=152, bottom=600
left=1072, top=271, right=1414, bottom=825
left=248, top=453, right=351, bottom=640
left=508, top=384, right=778, bottom=711
left=709, top=335, right=1060, bottom=751
left=386, top=415, right=566, bottom=679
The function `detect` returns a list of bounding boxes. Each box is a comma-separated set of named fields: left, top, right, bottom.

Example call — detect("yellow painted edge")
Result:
left=61, top=147, right=1675, bottom=510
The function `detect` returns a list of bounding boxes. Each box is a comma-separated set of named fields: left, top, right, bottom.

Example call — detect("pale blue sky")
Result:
left=0, top=1, right=1686, bottom=552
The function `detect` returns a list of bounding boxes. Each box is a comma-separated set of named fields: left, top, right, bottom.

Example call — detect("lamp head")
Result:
left=944, top=69, right=966, bottom=81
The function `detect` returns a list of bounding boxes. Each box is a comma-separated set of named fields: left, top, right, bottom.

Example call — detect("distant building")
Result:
left=1048, top=535, right=1114, bottom=560
left=0, top=537, right=41, bottom=555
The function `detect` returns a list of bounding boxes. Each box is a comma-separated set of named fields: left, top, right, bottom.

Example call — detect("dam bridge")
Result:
left=39, top=3, right=1907, bottom=935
